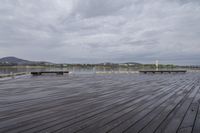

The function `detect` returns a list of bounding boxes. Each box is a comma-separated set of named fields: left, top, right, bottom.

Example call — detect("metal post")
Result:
left=156, top=60, right=159, bottom=71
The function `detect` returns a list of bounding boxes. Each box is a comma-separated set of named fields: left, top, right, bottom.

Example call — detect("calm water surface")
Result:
left=0, top=66, right=139, bottom=74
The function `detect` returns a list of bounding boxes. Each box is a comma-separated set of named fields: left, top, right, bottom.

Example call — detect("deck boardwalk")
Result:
left=0, top=73, right=200, bottom=133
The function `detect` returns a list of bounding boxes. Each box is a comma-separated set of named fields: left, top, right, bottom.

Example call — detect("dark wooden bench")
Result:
left=139, top=70, right=187, bottom=74
left=31, top=71, right=69, bottom=76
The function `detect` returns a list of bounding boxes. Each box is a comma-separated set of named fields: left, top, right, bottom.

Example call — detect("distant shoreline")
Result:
left=0, top=64, right=200, bottom=69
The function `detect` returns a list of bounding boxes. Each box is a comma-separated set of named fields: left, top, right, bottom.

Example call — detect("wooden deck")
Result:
left=0, top=73, right=200, bottom=133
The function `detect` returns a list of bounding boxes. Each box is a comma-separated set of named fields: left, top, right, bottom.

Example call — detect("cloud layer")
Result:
left=0, top=0, right=200, bottom=64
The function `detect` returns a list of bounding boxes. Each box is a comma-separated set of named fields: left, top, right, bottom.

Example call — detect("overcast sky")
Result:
left=0, top=0, right=200, bottom=64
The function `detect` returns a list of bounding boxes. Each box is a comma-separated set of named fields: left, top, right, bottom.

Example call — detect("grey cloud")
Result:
left=71, top=0, right=133, bottom=18
left=0, top=0, right=200, bottom=65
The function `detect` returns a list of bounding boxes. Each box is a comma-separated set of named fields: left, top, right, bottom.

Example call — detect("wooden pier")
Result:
left=31, top=71, right=69, bottom=76
left=0, top=73, right=200, bottom=133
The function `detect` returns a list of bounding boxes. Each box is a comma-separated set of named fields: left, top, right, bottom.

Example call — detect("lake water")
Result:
left=0, top=66, right=140, bottom=75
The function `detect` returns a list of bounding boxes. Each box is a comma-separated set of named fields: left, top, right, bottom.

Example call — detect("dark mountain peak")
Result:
left=0, top=56, right=53, bottom=65
left=0, top=56, right=31, bottom=64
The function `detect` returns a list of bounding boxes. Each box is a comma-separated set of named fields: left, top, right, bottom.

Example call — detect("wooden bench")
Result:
left=31, top=71, right=69, bottom=76
left=139, top=70, right=187, bottom=74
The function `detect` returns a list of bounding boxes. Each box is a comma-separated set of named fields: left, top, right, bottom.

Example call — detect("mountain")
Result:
left=0, top=56, right=53, bottom=66
left=0, top=56, right=141, bottom=66
left=0, top=57, right=33, bottom=65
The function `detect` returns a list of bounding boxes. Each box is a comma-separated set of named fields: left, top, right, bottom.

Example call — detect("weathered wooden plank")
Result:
left=124, top=84, right=195, bottom=133
left=138, top=83, right=196, bottom=133
left=76, top=82, right=185, bottom=133
left=154, top=83, right=199, bottom=133
left=107, top=83, right=193, bottom=133
left=86, top=83, right=186, bottom=133
left=29, top=81, right=175, bottom=133
left=0, top=73, right=199, bottom=133
left=55, top=85, right=175, bottom=133
left=177, top=86, right=200, bottom=133
left=0, top=76, right=170, bottom=132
